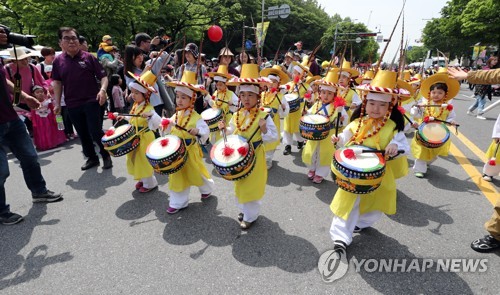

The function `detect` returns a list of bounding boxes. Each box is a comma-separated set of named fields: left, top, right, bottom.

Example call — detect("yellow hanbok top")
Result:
left=126, top=103, right=156, bottom=180
left=330, top=118, right=404, bottom=220
left=168, top=110, right=212, bottom=192
left=284, top=82, right=309, bottom=133
left=210, top=89, right=237, bottom=142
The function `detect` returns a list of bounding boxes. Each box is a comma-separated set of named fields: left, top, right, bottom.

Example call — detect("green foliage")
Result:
left=405, top=46, right=428, bottom=64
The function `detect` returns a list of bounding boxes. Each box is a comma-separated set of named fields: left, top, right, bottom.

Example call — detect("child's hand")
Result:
left=144, top=64, right=152, bottom=72
left=218, top=121, right=226, bottom=131
left=411, top=122, right=419, bottom=128
left=189, top=128, right=199, bottom=136
left=330, top=135, right=339, bottom=144
left=258, top=118, right=268, bottom=134
left=494, top=138, right=499, bottom=144
left=141, top=111, right=153, bottom=118
left=385, top=143, right=398, bottom=157
left=350, top=103, right=357, bottom=110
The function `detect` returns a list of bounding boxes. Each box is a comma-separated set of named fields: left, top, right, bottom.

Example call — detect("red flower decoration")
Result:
left=285, top=84, right=291, bottom=90
left=260, top=107, right=265, bottom=111
left=160, top=139, right=169, bottom=147
left=222, top=145, right=235, bottom=157
left=343, top=148, right=356, bottom=160
left=204, top=73, right=209, bottom=78
left=270, top=87, right=277, bottom=93
left=237, top=146, right=248, bottom=156
left=105, top=128, right=115, bottom=136
left=334, top=96, right=346, bottom=108
left=304, top=92, right=312, bottom=99
left=423, top=116, right=430, bottom=123
left=446, top=104, right=453, bottom=111
left=293, top=76, right=300, bottom=84
left=211, top=95, right=216, bottom=100
left=489, top=159, right=496, bottom=166
left=107, top=112, right=116, bottom=120
left=397, top=106, right=406, bottom=114
left=161, top=118, right=170, bottom=127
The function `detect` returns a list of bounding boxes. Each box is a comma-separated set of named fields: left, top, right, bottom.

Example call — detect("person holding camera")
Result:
left=0, top=27, right=62, bottom=225
left=52, top=27, right=112, bottom=171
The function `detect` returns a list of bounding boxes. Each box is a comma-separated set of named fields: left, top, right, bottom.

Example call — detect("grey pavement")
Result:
left=1, top=84, right=499, bottom=294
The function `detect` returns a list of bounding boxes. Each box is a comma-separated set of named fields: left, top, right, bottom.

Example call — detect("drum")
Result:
left=102, top=124, right=140, bottom=157
left=415, top=121, right=450, bottom=148
left=299, top=114, right=331, bottom=140
left=331, top=145, right=386, bottom=194
left=210, top=135, right=256, bottom=181
left=285, top=93, right=301, bottom=113
left=201, top=108, right=223, bottom=132
left=146, top=135, right=187, bottom=175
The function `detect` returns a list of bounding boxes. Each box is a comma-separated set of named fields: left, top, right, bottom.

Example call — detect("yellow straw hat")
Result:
left=167, top=70, right=208, bottom=95
left=127, top=70, right=157, bottom=93
left=420, top=69, right=460, bottom=101
left=338, top=60, right=359, bottom=78
left=260, top=65, right=290, bottom=85
left=207, top=65, right=233, bottom=80
left=227, top=64, right=262, bottom=86
left=356, top=70, right=411, bottom=101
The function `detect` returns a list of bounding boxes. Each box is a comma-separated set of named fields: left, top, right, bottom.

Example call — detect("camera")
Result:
left=0, top=24, right=36, bottom=49
left=156, top=27, right=170, bottom=47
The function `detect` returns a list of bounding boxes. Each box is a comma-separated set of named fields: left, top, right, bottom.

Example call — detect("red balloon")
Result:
left=207, top=25, right=223, bottom=42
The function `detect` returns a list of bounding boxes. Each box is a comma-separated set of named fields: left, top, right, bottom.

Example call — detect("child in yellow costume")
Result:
left=163, top=71, right=215, bottom=214
left=329, top=70, right=410, bottom=254
left=282, top=61, right=312, bottom=155
left=260, top=65, right=290, bottom=169
left=219, top=64, right=278, bottom=229
left=117, top=70, right=161, bottom=193
left=482, top=114, right=500, bottom=182
left=203, top=65, right=238, bottom=144
left=97, top=35, right=114, bottom=59
left=410, top=69, right=460, bottom=178
left=302, top=70, right=348, bottom=184
left=336, top=60, right=362, bottom=118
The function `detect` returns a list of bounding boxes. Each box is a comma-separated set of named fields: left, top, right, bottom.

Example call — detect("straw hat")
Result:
left=409, top=73, right=422, bottom=85
left=260, top=65, right=290, bottom=85
left=291, top=61, right=312, bottom=77
left=356, top=70, right=411, bottom=102
left=306, top=75, right=321, bottom=85
left=167, top=70, right=208, bottom=95
left=314, top=69, right=341, bottom=91
left=7, top=47, right=36, bottom=60
left=402, top=70, right=411, bottom=82
left=218, top=47, right=234, bottom=57
left=338, top=60, right=359, bottom=78
left=363, top=70, right=375, bottom=80
left=207, top=65, right=232, bottom=80
left=420, top=68, right=460, bottom=101
left=227, top=64, right=262, bottom=86
left=396, top=79, right=415, bottom=103
left=127, top=70, right=158, bottom=93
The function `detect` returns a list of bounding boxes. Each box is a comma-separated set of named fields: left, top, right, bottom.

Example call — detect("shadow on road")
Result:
left=115, top=189, right=169, bottom=224
left=349, top=229, right=473, bottom=294
left=387, top=190, right=454, bottom=235
left=0, top=204, right=73, bottom=290
left=65, top=169, right=127, bottom=199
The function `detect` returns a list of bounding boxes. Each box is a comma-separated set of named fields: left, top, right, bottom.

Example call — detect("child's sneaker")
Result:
left=312, top=175, right=324, bottom=184
left=166, top=207, right=180, bottom=214
left=307, top=170, right=315, bottom=180
left=414, top=172, right=425, bottom=178
left=482, top=174, right=493, bottom=182
left=201, top=193, right=212, bottom=199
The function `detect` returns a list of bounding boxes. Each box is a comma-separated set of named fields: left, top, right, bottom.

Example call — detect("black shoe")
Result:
left=238, top=213, right=244, bottom=222
left=0, top=211, right=24, bottom=225
left=283, top=145, right=292, bottom=155
left=353, top=226, right=362, bottom=233
left=32, top=190, right=63, bottom=203
left=81, top=158, right=99, bottom=170
left=102, top=157, right=113, bottom=169
left=297, top=141, right=304, bottom=150
left=471, top=235, right=500, bottom=253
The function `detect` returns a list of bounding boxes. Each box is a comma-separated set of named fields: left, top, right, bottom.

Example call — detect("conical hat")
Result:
left=420, top=69, right=460, bottom=101
left=306, top=75, right=321, bottom=85
left=227, top=64, right=262, bottom=85
left=409, top=73, right=422, bottom=85
left=314, top=69, right=340, bottom=88
left=356, top=70, right=410, bottom=98
left=363, top=69, right=375, bottom=80
left=166, top=71, right=207, bottom=95
left=218, top=47, right=234, bottom=57
left=396, top=79, right=414, bottom=103
left=260, top=65, right=290, bottom=85
left=338, top=60, right=359, bottom=78
left=207, top=65, right=232, bottom=80
left=402, top=70, right=411, bottom=82
left=127, top=70, right=157, bottom=93
left=321, top=59, right=336, bottom=69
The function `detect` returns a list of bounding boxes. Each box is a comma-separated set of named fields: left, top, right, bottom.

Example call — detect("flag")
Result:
left=256, top=22, right=270, bottom=49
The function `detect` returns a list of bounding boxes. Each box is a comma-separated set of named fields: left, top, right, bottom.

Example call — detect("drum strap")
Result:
left=252, top=140, right=262, bottom=149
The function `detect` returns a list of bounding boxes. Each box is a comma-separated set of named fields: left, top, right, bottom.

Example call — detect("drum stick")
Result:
left=173, top=123, right=201, bottom=139
left=416, top=104, right=450, bottom=108
left=403, top=113, right=415, bottom=125
left=348, top=147, right=405, bottom=156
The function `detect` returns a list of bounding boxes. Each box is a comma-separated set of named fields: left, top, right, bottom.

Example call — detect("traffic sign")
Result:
left=278, top=4, right=290, bottom=19
left=267, top=4, right=291, bottom=19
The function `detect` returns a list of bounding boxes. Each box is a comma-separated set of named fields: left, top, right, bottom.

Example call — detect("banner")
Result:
left=256, top=22, right=270, bottom=48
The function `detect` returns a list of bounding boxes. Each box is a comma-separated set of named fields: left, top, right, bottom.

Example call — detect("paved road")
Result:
left=1, top=84, right=499, bottom=294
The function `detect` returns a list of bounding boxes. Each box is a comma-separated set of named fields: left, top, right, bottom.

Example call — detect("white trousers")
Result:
left=330, top=196, right=383, bottom=246
left=141, top=175, right=158, bottom=189
left=282, top=131, right=304, bottom=146
left=307, top=148, right=330, bottom=178
left=265, top=150, right=275, bottom=165
left=413, top=158, right=436, bottom=173
left=168, top=176, right=215, bottom=209
left=235, top=199, right=262, bottom=223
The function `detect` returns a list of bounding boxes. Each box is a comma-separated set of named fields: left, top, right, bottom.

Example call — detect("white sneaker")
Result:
left=266, top=161, right=273, bottom=170
left=482, top=174, right=493, bottom=182
left=476, top=115, right=486, bottom=120
left=467, top=110, right=474, bottom=116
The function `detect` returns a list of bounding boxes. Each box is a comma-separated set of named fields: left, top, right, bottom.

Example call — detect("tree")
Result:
left=405, top=46, right=428, bottom=64
left=460, top=0, right=500, bottom=47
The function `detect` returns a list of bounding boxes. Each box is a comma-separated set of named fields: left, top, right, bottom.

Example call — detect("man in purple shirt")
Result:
left=52, top=27, right=112, bottom=170
left=0, top=28, right=62, bottom=225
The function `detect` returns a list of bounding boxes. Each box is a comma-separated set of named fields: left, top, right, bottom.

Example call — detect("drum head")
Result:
left=201, top=108, right=222, bottom=120
left=334, top=145, right=385, bottom=173
left=284, top=93, right=299, bottom=102
left=211, top=135, right=249, bottom=167
left=420, top=122, right=449, bottom=144
left=301, top=114, right=329, bottom=124
left=102, top=124, right=132, bottom=141
left=146, top=135, right=182, bottom=160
